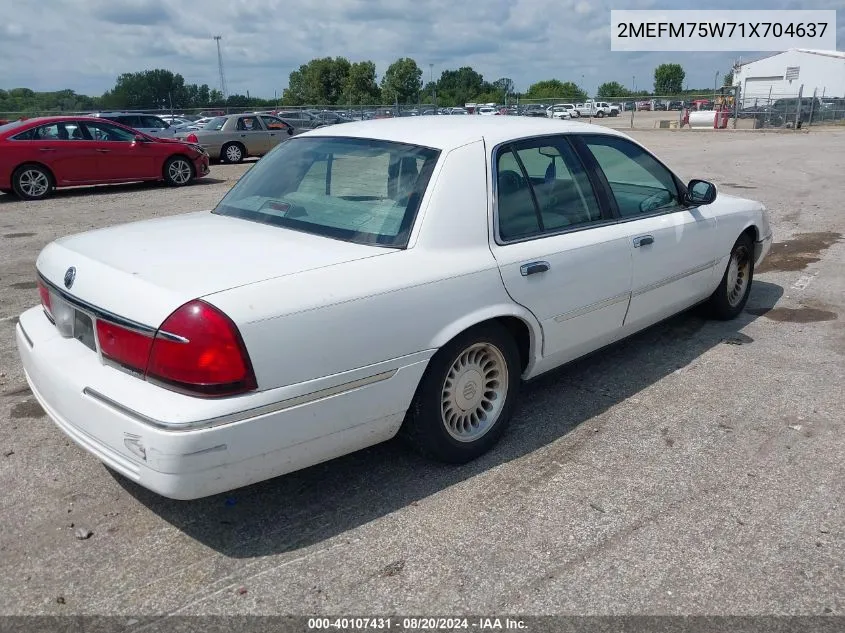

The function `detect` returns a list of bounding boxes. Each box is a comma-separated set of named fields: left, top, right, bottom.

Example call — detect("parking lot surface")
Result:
left=1, top=130, right=843, bottom=616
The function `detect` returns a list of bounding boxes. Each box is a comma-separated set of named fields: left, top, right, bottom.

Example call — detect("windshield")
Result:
left=213, top=136, right=440, bottom=247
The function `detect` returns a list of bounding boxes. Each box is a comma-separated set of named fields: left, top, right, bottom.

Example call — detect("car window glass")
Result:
left=260, top=116, right=288, bottom=130
left=237, top=116, right=261, bottom=131
left=141, top=116, right=167, bottom=129
left=582, top=135, right=681, bottom=217
left=214, top=137, right=440, bottom=247
left=497, top=138, right=602, bottom=241
left=80, top=121, right=137, bottom=142
left=204, top=116, right=228, bottom=131
left=12, top=122, right=83, bottom=141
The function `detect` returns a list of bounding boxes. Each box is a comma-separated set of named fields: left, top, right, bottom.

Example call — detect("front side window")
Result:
left=80, top=121, right=137, bottom=142
left=582, top=135, right=681, bottom=218
left=260, top=115, right=289, bottom=130
left=213, top=136, right=440, bottom=247
left=496, top=136, right=602, bottom=241
left=140, top=116, right=168, bottom=129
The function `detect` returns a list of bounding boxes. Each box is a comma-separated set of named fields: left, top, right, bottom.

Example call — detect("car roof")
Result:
left=300, top=116, right=627, bottom=150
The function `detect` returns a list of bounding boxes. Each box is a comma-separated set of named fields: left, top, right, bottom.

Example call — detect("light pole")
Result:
left=633, top=75, right=636, bottom=92
left=714, top=70, right=720, bottom=99
left=429, top=63, right=436, bottom=109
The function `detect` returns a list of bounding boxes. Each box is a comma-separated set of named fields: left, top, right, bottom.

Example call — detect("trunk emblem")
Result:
left=64, top=267, right=76, bottom=289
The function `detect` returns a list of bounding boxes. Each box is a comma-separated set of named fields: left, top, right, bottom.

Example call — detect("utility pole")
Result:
left=214, top=36, right=227, bottom=102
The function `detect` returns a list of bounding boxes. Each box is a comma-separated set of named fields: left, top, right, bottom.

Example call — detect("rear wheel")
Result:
left=163, top=156, right=194, bottom=186
left=12, top=164, right=53, bottom=200
left=222, top=142, right=244, bottom=164
left=596, top=110, right=605, bottom=118
left=708, top=233, right=754, bottom=320
left=400, top=322, right=521, bottom=463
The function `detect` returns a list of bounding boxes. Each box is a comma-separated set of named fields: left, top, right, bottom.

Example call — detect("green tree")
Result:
left=100, top=69, right=188, bottom=109
left=343, top=61, right=381, bottom=105
left=524, top=80, right=587, bottom=102
left=723, top=69, right=734, bottom=86
left=282, top=57, right=352, bottom=105
left=596, top=81, right=630, bottom=99
left=492, top=77, right=515, bottom=103
left=653, top=64, right=685, bottom=96
left=381, top=57, right=423, bottom=104
left=436, top=66, right=485, bottom=106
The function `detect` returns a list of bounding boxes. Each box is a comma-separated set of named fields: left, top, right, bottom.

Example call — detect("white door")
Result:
left=489, top=136, right=633, bottom=369
left=579, top=134, right=717, bottom=332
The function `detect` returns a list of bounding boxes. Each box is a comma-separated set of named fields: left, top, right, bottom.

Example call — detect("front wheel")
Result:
left=596, top=111, right=604, bottom=118
left=163, top=156, right=194, bottom=186
left=400, top=322, right=521, bottom=463
left=708, top=233, right=755, bottom=320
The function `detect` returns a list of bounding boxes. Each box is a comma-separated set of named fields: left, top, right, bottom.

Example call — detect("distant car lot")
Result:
left=0, top=130, right=843, bottom=615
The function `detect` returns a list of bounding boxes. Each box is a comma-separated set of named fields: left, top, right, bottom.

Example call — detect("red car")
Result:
left=0, top=116, right=210, bottom=200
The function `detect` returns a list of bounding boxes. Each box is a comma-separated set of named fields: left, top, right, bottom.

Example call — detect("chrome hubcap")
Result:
left=19, top=170, right=49, bottom=197
left=441, top=342, right=508, bottom=442
left=226, top=145, right=242, bottom=162
left=168, top=160, right=191, bottom=184
left=726, top=246, right=751, bottom=307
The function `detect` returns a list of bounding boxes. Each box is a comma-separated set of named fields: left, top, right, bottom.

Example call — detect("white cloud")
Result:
left=0, top=0, right=841, bottom=99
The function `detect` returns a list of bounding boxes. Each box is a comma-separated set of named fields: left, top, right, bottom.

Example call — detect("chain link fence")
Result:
left=3, top=86, right=843, bottom=130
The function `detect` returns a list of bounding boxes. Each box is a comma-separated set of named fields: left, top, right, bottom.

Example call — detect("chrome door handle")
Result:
left=39, top=147, right=55, bottom=152
left=95, top=149, right=111, bottom=153
left=520, top=261, right=550, bottom=276
left=633, top=235, right=654, bottom=247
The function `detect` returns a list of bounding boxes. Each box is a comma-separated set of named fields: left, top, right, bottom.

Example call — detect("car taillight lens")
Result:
left=145, top=300, right=256, bottom=397
left=186, top=133, right=198, bottom=143
left=96, top=320, right=154, bottom=373
left=37, top=279, right=52, bottom=316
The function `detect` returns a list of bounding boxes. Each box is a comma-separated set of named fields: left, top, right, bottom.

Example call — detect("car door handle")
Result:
left=240, top=134, right=247, bottom=137
left=39, top=147, right=55, bottom=152
left=633, top=235, right=654, bottom=247
left=520, top=261, right=550, bottom=276
left=96, top=148, right=111, bottom=153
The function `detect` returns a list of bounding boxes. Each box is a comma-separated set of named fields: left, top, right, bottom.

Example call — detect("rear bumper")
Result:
left=16, top=306, right=426, bottom=500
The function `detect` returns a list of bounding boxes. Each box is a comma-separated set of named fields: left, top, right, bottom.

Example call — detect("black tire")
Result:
left=400, top=322, right=521, bottom=463
left=162, top=156, right=194, bottom=187
left=708, top=233, right=755, bottom=320
left=12, top=164, right=53, bottom=200
left=221, top=142, right=244, bottom=164
left=596, top=111, right=604, bottom=118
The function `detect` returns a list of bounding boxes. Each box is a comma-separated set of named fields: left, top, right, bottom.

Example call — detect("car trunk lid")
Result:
left=36, top=210, right=389, bottom=327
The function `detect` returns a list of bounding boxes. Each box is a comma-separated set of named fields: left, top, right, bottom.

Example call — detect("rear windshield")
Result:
left=204, top=116, right=228, bottom=131
left=0, top=120, right=28, bottom=135
left=213, top=136, right=440, bottom=248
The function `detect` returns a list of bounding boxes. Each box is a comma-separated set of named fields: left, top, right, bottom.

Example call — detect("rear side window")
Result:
left=496, top=136, right=602, bottom=241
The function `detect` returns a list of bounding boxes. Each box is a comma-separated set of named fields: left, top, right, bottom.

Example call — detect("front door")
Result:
left=579, top=134, right=717, bottom=332
left=79, top=120, right=158, bottom=181
left=489, top=136, right=632, bottom=370
left=259, top=115, right=292, bottom=151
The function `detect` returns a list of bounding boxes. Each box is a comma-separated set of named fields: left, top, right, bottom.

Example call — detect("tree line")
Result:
left=1, top=61, right=731, bottom=115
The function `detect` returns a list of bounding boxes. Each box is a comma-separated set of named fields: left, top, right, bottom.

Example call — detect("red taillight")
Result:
left=186, top=133, right=198, bottom=144
left=96, top=320, right=154, bottom=373
left=145, top=300, right=256, bottom=397
left=37, top=279, right=52, bottom=315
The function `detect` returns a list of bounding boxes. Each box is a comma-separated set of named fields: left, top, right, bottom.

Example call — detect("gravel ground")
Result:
left=0, top=130, right=843, bottom=617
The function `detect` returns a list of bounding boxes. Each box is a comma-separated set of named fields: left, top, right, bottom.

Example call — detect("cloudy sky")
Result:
left=1, top=0, right=843, bottom=98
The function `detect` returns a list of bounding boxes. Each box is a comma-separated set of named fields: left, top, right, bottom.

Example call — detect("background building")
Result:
left=732, top=49, right=845, bottom=106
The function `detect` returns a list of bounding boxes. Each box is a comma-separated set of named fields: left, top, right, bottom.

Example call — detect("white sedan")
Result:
left=16, top=117, right=773, bottom=500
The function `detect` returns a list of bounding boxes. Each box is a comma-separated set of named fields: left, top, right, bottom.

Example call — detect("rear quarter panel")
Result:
left=204, top=140, right=542, bottom=392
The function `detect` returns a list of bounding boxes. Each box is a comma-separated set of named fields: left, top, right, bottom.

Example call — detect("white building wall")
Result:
left=733, top=50, right=845, bottom=106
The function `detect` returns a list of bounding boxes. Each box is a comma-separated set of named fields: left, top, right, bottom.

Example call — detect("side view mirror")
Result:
left=133, top=134, right=149, bottom=143
left=686, top=179, right=717, bottom=205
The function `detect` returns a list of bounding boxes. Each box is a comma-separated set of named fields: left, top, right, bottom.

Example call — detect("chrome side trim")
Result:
left=18, top=322, right=34, bottom=348
left=631, top=260, right=715, bottom=298
left=553, top=291, right=631, bottom=323
left=38, top=273, right=156, bottom=335
left=82, top=368, right=398, bottom=432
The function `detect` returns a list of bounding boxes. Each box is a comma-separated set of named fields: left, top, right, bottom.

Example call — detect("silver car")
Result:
left=88, top=112, right=176, bottom=138
left=173, top=113, right=294, bottom=163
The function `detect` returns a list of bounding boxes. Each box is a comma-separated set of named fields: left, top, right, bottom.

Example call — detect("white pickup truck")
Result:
left=575, top=102, right=619, bottom=117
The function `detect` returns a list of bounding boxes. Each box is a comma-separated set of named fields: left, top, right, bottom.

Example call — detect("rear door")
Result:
left=234, top=115, right=270, bottom=156
left=489, top=135, right=633, bottom=368
left=11, top=121, right=102, bottom=183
